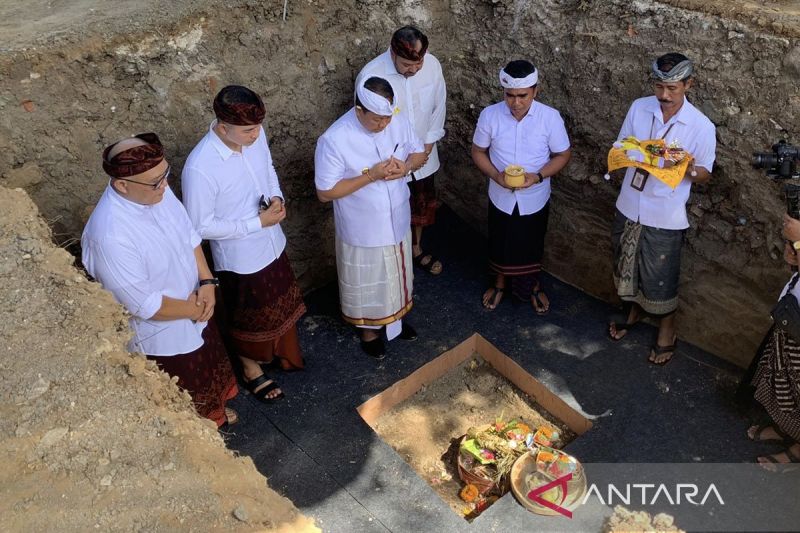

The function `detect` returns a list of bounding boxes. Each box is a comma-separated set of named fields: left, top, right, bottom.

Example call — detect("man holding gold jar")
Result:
left=471, top=59, right=571, bottom=313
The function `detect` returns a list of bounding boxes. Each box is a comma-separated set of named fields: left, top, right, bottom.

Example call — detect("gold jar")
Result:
left=504, top=164, right=525, bottom=187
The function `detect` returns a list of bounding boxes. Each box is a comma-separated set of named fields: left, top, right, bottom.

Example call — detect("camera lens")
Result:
left=753, top=152, right=777, bottom=168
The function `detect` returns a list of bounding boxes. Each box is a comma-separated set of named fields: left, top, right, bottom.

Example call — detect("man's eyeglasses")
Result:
left=115, top=166, right=171, bottom=190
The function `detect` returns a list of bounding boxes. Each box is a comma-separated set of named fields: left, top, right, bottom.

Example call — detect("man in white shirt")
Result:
left=356, top=25, right=447, bottom=276
left=471, top=60, right=571, bottom=314
left=182, top=86, right=306, bottom=403
left=315, top=77, right=427, bottom=359
left=82, top=133, right=238, bottom=428
left=608, top=53, right=716, bottom=365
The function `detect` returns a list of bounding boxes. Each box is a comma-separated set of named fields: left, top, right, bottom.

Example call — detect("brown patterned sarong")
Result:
left=217, top=252, right=306, bottom=370
left=611, top=209, right=684, bottom=316
left=409, top=173, right=440, bottom=227
left=147, top=318, right=238, bottom=428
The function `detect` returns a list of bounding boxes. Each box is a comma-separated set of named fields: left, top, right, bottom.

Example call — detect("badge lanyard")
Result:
left=630, top=116, right=676, bottom=191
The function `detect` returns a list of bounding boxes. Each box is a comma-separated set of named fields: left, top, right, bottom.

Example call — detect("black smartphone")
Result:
left=259, top=194, right=271, bottom=211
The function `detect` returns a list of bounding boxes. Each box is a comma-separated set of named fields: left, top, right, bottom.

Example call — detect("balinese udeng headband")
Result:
left=355, top=81, right=396, bottom=117
left=213, top=88, right=266, bottom=126
left=499, top=67, right=538, bottom=89
left=651, top=59, right=693, bottom=82
left=102, top=133, right=164, bottom=178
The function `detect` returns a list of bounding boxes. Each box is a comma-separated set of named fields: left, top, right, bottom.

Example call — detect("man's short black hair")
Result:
left=355, top=77, right=395, bottom=110
left=503, top=59, right=537, bottom=79
left=215, top=85, right=262, bottom=107
left=391, top=26, right=428, bottom=61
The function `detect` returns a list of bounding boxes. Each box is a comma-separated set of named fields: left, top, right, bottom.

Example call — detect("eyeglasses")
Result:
left=115, top=166, right=171, bottom=190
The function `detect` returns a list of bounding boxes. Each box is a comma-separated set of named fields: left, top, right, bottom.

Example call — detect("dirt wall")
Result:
left=2, top=0, right=800, bottom=366
left=0, top=184, right=318, bottom=531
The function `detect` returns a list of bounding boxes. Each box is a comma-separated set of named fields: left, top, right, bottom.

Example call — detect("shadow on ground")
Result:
left=224, top=205, right=769, bottom=532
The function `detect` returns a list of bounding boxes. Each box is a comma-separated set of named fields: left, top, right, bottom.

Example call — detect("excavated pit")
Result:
left=2, top=0, right=800, bottom=528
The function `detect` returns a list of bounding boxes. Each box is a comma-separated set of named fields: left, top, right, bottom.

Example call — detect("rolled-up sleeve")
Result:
left=84, top=238, right=163, bottom=320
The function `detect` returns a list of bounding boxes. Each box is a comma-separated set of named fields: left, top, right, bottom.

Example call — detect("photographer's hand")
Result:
left=782, top=214, right=800, bottom=242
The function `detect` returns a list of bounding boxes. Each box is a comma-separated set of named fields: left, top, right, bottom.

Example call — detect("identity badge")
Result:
left=630, top=169, right=648, bottom=191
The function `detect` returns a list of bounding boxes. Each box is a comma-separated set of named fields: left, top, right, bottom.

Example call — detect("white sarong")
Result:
left=336, top=231, right=414, bottom=329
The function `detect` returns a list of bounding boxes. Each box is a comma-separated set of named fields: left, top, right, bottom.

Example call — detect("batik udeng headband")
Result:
left=651, top=59, right=693, bottom=82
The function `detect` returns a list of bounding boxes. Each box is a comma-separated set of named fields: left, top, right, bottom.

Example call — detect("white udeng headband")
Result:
left=355, top=82, right=395, bottom=117
left=499, top=68, right=538, bottom=89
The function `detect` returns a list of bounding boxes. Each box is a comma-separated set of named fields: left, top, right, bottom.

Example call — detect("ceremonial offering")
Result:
left=605, top=136, right=694, bottom=189
left=504, top=164, right=525, bottom=187
left=510, top=448, right=586, bottom=516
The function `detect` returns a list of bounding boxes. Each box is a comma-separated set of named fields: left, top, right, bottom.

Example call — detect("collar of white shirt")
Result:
left=208, top=120, right=238, bottom=161
left=645, top=95, right=691, bottom=127
left=501, top=100, right=538, bottom=121
left=107, top=182, right=155, bottom=214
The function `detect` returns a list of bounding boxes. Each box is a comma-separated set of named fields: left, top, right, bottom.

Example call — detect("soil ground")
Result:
left=372, top=355, right=574, bottom=517
left=0, top=184, right=317, bottom=532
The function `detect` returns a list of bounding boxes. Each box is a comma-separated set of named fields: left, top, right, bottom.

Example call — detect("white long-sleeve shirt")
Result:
left=82, top=186, right=206, bottom=356
left=315, top=108, right=424, bottom=247
left=356, top=49, right=447, bottom=180
left=182, top=123, right=287, bottom=274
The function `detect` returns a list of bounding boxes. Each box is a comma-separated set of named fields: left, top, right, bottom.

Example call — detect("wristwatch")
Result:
left=199, top=278, right=220, bottom=287
left=362, top=167, right=375, bottom=182
left=793, top=242, right=800, bottom=252
left=536, top=172, right=545, bottom=183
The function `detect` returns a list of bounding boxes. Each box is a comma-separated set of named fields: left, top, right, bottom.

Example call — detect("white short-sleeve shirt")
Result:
left=473, top=101, right=571, bottom=215
left=182, top=123, right=287, bottom=274
left=615, top=96, right=716, bottom=230
left=356, top=50, right=447, bottom=180
left=81, top=186, right=206, bottom=356
left=315, top=108, right=424, bottom=247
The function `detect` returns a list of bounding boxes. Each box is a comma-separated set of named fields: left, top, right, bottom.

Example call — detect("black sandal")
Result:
left=649, top=337, right=678, bottom=366
left=608, top=321, right=639, bottom=341
left=245, top=374, right=285, bottom=403
left=758, top=445, right=800, bottom=471
left=748, top=424, right=791, bottom=444
left=413, top=252, right=443, bottom=275
left=531, top=286, right=550, bottom=316
left=482, top=286, right=505, bottom=309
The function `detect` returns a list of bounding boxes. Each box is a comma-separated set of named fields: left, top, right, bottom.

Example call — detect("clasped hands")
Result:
left=259, top=196, right=287, bottom=227
left=187, top=284, right=215, bottom=322
left=368, top=157, right=410, bottom=181
left=495, top=171, right=541, bottom=191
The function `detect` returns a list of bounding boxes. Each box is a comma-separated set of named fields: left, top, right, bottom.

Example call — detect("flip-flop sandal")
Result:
left=748, top=424, right=791, bottom=443
left=531, top=287, right=550, bottom=316
left=758, top=446, right=800, bottom=472
left=649, top=338, right=678, bottom=366
left=482, top=286, right=505, bottom=309
left=608, top=321, right=639, bottom=341
left=413, top=252, right=443, bottom=275
left=224, top=407, right=239, bottom=426
left=245, top=374, right=285, bottom=404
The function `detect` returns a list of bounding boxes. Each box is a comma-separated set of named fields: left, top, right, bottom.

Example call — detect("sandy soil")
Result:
left=0, top=184, right=317, bottom=532
left=372, top=355, right=574, bottom=518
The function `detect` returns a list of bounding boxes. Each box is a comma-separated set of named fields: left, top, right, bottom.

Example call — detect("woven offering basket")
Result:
left=457, top=436, right=511, bottom=496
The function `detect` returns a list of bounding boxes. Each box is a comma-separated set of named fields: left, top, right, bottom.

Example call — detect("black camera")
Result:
left=753, top=140, right=800, bottom=180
